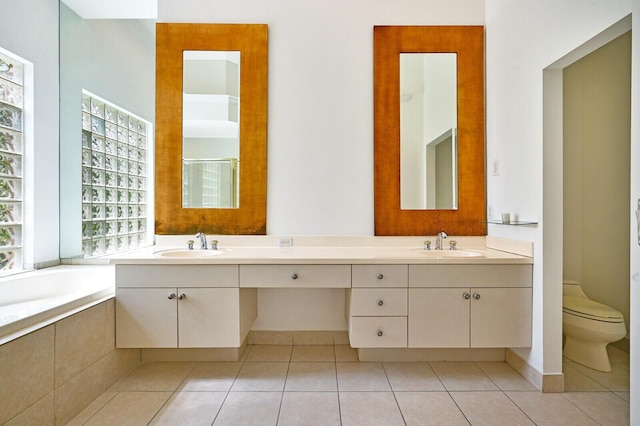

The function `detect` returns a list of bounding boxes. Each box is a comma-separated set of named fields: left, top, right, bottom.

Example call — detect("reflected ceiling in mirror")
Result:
left=374, top=26, right=485, bottom=236
left=400, top=53, right=457, bottom=210
left=156, top=23, right=267, bottom=235
left=182, top=50, right=240, bottom=209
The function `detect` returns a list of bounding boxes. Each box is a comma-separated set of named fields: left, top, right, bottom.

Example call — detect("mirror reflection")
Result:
left=400, top=53, right=457, bottom=210
left=182, top=51, right=240, bottom=208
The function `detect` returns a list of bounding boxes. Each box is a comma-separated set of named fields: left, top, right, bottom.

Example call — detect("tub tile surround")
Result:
left=0, top=299, right=140, bottom=425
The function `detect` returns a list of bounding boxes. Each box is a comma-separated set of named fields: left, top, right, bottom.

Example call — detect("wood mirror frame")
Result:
left=374, top=26, right=485, bottom=235
left=155, top=23, right=268, bottom=235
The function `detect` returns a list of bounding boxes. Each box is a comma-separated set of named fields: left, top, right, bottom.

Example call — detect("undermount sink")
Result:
left=412, top=249, right=485, bottom=258
left=154, top=249, right=227, bottom=258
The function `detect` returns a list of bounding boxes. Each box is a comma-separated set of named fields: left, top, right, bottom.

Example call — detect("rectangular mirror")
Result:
left=182, top=51, right=240, bottom=209
left=400, top=53, right=457, bottom=210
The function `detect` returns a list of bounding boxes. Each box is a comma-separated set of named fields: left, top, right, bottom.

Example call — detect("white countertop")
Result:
left=109, top=241, right=533, bottom=265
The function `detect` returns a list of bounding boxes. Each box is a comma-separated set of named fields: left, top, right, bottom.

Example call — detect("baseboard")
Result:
left=506, top=349, right=564, bottom=392
left=141, top=340, right=249, bottom=362
left=356, top=348, right=505, bottom=362
left=248, top=330, right=350, bottom=345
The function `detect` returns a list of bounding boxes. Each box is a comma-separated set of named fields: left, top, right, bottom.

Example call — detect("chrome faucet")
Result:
left=195, top=232, right=208, bottom=250
left=435, top=230, right=448, bottom=250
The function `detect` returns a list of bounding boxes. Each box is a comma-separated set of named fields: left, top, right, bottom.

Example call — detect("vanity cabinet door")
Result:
left=408, top=288, right=470, bottom=348
left=116, top=288, right=178, bottom=348
left=470, top=287, right=532, bottom=348
left=178, top=288, right=240, bottom=348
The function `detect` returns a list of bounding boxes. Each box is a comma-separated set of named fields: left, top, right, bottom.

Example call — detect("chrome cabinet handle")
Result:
left=462, top=292, right=470, bottom=300
left=473, top=293, right=481, bottom=300
left=178, top=293, right=186, bottom=300
left=291, top=273, right=298, bottom=280
left=167, top=293, right=176, bottom=300
left=377, top=299, right=384, bottom=306
left=377, top=273, right=384, bottom=280
left=377, top=330, right=383, bottom=337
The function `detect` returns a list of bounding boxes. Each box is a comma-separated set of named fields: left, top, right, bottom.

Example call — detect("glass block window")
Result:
left=0, top=51, right=24, bottom=272
left=82, top=91, right=150, bottom=257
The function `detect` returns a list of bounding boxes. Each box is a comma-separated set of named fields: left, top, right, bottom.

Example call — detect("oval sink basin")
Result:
left=154, top=249, right=226, bottom=258
left=412, top=249, right=485, bottom=258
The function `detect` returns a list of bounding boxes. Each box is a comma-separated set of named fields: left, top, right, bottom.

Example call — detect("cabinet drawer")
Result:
left=409, top=264, right=532, bottom=288
left=239, top=265, right=351, bottom=288
left=116, top=265, right=239, bottom=287
left=352, top=265, right=408, bottom=288
left=351, top=289, right=407, bottom=316
left=350, top=317, right=407, bottom=348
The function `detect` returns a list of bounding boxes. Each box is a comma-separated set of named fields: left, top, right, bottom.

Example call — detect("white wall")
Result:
left=485, top=0, right=632, bottom=380
left=0, top=0, right=59, bottom=267
left=158, top=0, right=485, bottom=235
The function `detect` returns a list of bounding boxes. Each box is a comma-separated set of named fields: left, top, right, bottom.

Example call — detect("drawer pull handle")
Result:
left=377, top=273, right=384, bottom=280
left=167, top=293, right=176, bottom=300
left=377, top=299, right=384, bottom=306
left=377, top=330, right=383, bottom=337
left=178, top=293, right=186, bottom=300
left=291, top=273, right=298, bottom=280
left=462, top=292, right=470, bottom=300
left=473, top=293, right=481, bottom=300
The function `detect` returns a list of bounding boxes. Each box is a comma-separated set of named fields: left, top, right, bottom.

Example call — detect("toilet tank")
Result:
left=563, top=280, right=588, bottom=298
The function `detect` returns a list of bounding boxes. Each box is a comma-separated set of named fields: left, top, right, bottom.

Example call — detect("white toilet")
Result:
left=562, top=280, right=626, bottom=372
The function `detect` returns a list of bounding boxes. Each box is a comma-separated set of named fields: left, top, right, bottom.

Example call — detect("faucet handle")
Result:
left=210, top=240, right=219, bottom=250
left=424, top=240, right=432, bottom=250
left=449, top=240, right=457, bottom=250
left=187, top=240, right=194, bottom=250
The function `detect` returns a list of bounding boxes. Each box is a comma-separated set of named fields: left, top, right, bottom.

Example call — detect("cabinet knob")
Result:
left=291, top=273, right=298, bottom=280
left=377, top=273, right=384, bottom=280
left=377, top=299, right=384, bottom=306
left=167, top=293, right=176, bottom=300
left=473, top=293, right=481, bottom=300
left=462, top=292, right=470, bottom=300
left=377, top=330, right=383, bottom=337
left=178, top=293, right=186, bottom=300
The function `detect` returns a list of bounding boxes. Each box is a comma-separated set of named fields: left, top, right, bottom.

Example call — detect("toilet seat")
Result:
left=563, top=296, right=624, bottom=323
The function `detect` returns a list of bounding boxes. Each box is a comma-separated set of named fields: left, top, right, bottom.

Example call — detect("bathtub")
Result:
left=0, top=265, right=115, bottom=344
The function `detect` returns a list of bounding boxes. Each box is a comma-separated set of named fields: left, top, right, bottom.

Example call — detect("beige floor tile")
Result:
left=507, top=391, right=599, bottom=425
left=291, top=345, right=335, bottom=362
left=231, top=362, right=289, bottom=391
left=383, top=362, right=445, bottom=391
left=149, top=391, right=226, bottom=425
left=66, top=391, right=117, bottom=426
left=179, top=362, right=241, bottom=391
left=339, top=392, right=404, bottom=426
left=278, top=392, right=340, bottom=426
left=475, top=361, right=536, bottom=391
left=84, top=391, right=172, bottom=426
left=563, top=392, right=630, bottom=426
left=285, top=362, right=337, bottom=391
left=569, top=361, right=630, bottom=391
left=333, top=330, right=350, bottom=345
left=430, top=361, right=498, bottom=391
left=214, top=392, right=282, bottom=425
left=337, top=362, right=391, bottom=391
left=395, top=392, right=469, bottom=426
left=450, top=391, right=534, bottom=425
left=607, top=345, right=630, bottom=363
left=563, top=362, right=608, bottom=392
left=335, top=345, right=358, bottom=362
left=246, top=345, right=292, bottom=362
left=293, top=331, right=334, bottom=345
left=615, top=391, right=630, bottom=402
left=113, top=362, right=195, bottom=392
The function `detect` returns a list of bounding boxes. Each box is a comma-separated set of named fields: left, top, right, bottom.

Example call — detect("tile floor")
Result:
left=68, top=345, right=630, bottom=425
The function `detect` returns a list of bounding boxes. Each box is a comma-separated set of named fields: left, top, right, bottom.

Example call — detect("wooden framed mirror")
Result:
left=374, top=26, right=485, bottom=235
left=155, top=23, right=268, bottom=234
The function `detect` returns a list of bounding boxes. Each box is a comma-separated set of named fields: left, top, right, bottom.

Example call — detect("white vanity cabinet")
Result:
left=347, top=265, right=408, bottom=348
left=408, top=264, right=532, bottom=348
left=115, top=265, right=257, bottom=348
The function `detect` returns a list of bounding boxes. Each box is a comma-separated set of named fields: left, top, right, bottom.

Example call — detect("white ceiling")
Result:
left=62, top=0, right=157, bottom=19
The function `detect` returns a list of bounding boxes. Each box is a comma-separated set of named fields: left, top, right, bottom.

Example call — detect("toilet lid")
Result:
left=563, top=296, right=624, bottom=322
